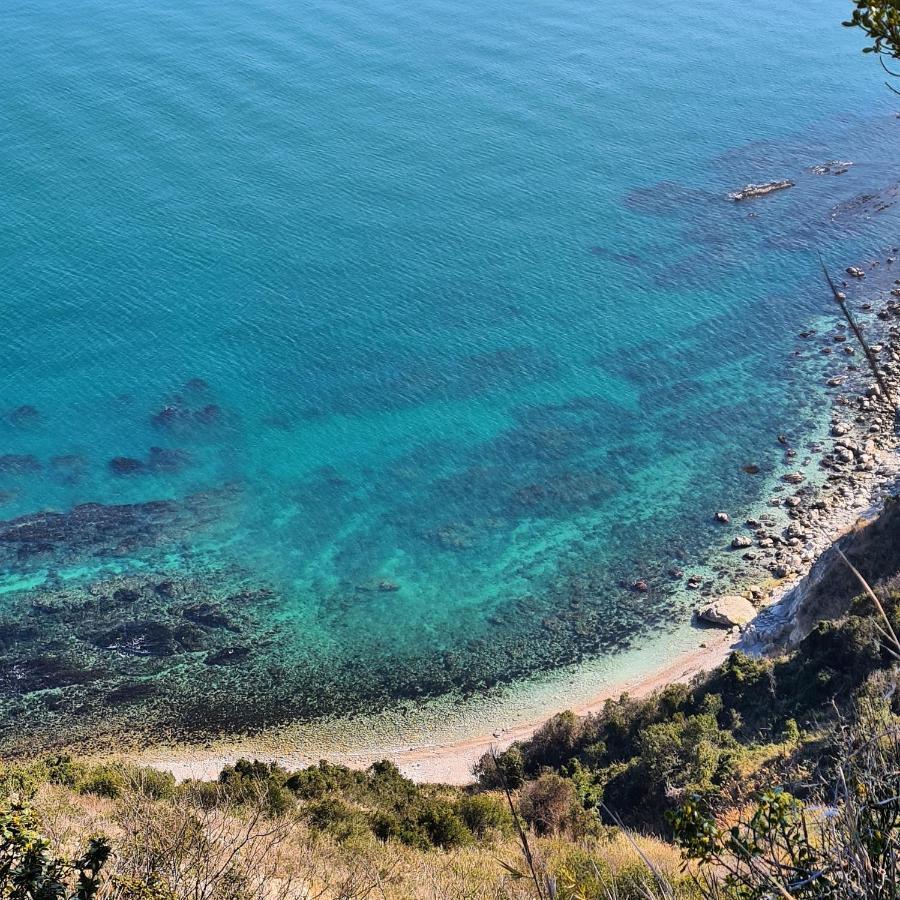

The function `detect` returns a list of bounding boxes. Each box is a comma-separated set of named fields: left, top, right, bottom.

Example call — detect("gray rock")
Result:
left=696, top=595, right=757, bottom=628
left=727, top=180, right=794, bottom=201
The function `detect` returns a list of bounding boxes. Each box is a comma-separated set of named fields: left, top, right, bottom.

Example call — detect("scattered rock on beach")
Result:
left=731, top=535, right=753, bottom=550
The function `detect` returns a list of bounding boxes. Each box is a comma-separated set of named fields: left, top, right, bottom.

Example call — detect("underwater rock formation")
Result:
left=727, top=180, right=794, bottom=201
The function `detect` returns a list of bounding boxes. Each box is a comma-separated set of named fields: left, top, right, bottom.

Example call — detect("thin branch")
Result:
left=880, top=54, right=900, bottom=78
left=837, top=547, right=900, bottom=658
left=818, top=253, right=896, bottom=409
left=489, top=747, right=548, bottom=900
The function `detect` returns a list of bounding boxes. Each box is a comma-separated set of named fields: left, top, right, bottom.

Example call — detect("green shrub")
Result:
left=131, top=766, right=176, bottom=801
left=782, top=718, right=801, bottom=746
left=304, top=798, right=368, bottom=842
left=522, top=711, right=584, bottom=773
left=0, top=799, right=110, bottom=899
left=518, top=773, right=578, bottom=836
left=366, top=759, right=418, bottom=806
left=564, top=758, right=605, bottom=812
left=369, top=809, right=428, bottom=848
left=286, top=760, right=372, bottom=803
left=45, top=754, right=88, bottom=789
left=459, top=793, right=513, bottom=838
left=417, top=798, right=472, bottom=848
left=223, top=758, right=289, bottom=782
left=78, top=763, right=128, bottom=799
left=637, top=695, right=737, bottom=798
left=218, top=758, right=293, bottom=815
left=286, top=764, right=331, bottom=799
left=474, top=746, right=525, bottom=789
left=0, top=761, right=46, bottom=800
left=178, top=778, right=221, bottom=809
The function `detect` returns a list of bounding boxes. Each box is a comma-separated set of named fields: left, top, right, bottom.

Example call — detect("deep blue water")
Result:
left=1, top=0, right=900, bottom=741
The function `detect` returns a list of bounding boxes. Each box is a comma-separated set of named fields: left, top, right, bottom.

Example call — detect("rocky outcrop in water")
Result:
left=727, top=180, right=794, bottom=201
left=807, top=160, right=852, bottom=176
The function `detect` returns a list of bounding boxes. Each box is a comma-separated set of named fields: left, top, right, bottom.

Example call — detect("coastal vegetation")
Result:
left=845, top=2, right=900, bottom=59
left=3, top=6, right=900, bottom=900
left=2, top=515, right=899, bottom=897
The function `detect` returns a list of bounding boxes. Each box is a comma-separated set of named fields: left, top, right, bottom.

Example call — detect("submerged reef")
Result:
left=0, top=485, right=239, bottom=567
left=0, top=542, right=687, bottom=754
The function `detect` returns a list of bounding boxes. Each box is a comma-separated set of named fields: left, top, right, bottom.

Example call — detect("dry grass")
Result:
left=21, top=780, right=690, bottom=900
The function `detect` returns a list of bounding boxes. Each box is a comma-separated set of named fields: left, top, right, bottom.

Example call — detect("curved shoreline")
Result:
left=6, top=249, right=897, bottom=783
left=137, top=628, right=737, bottom=785
left=133, top=492, right=890, bottom=786
left=133, top=250, right=900, bottom=785
left=134, top=482, right=889, bottom=786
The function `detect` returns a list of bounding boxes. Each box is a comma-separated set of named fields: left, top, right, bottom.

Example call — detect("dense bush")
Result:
left=132, top=767, right=176, bottom=801
left=305, top=797, right=369, bottom=842
left=473, top=745, right=525, bottom=789
left=518, top=773, right=579, bottom=836
left=672, top=703, right=900, bottom=898
left=218, top=758, right=294, bottom=815
left=0, top=798, right=109, bottom=899
left=417, top=798, right=472, bottom=848
left=470, top=584, right=900, bottom=835
left=77, top=762, right=129, bottom=799
left=458, top=792, right=514, bottom=838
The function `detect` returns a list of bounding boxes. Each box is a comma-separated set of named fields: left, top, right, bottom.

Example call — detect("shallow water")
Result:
left=1, top=0, right=900, bottom=745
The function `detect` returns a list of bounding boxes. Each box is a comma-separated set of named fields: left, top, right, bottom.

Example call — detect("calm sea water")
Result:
left=1, top=0, right=900, bottom=741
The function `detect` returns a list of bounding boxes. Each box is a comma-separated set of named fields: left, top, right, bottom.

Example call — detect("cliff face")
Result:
left=745, top=495, right=900, bottom=651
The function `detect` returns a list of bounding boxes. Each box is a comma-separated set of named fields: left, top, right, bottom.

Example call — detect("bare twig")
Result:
left=837, top=547, right=900, bottom=660
left=489, top=747, right=550, bottom=900
left=819, top=254, right=896, bottom=409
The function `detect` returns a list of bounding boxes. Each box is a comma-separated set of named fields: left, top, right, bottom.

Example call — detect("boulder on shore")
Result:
left=696, top=595, right=757, bottom=628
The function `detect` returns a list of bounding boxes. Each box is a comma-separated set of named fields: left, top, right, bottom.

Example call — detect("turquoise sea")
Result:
left=1, top=0, right=900, bottom=744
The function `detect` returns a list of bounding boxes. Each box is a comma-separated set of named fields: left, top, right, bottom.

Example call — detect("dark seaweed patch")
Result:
left=183, top=602, right=234, bottom=630
left=205, top=646, right=250, bottom=666
left=3, top=405, right=40, bottom=428
left=0, top=455, right=41, bottom=475
left=95, top=621, right=179, bottom=656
